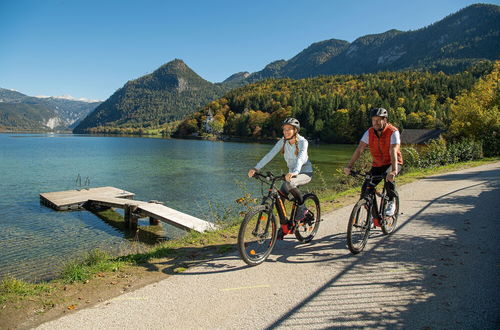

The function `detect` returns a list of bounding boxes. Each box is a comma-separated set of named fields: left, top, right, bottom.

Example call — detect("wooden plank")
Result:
left=88, top=197, right=145, bottom=209
left=40, top=187, right=134, bottom=210
left=89, top=197, right=215, bottom=232
left=137, top=203, right=216, bottom=232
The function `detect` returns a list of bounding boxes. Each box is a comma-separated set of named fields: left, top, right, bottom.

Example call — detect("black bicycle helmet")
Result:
left=282, top=117, right=300, bottom=131
left=370, top=107, right=388, bottom=118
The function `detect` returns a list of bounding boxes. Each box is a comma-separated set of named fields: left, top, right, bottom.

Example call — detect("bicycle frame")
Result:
left=254, top=172, right=298, bottom=224
left=347, top=170, right=399, bottom=254
left=358, top=172, right=389, bottom=224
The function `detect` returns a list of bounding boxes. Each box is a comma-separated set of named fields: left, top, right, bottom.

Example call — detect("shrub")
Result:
left=410, top=137, right=483, bottom=169
left=419, top=137, right=448, bottom=167
left=447, top=138, right=483, bottom=163
left=401, top=145, right=421, bottom=169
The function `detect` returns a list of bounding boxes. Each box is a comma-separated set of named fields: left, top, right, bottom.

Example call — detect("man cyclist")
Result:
left=343, top=107, right=403, bottom=218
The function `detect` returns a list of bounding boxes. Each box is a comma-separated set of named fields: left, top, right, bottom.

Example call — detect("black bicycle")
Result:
left=237, top=171, right=321, bottom=266
left=346, top=170, right=400, bottom=254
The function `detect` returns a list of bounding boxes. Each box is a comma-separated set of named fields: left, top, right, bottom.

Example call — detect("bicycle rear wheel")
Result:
left=381, top=193, right=399, bottom=235
left=347, top=199, right=371, bottom=254
left=294, top=193, right=321, bottom=243
left=238, top=205, right=278, bottom=266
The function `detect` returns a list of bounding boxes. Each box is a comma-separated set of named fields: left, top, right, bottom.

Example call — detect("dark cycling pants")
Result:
left=361, top=165, right=400, bottom=200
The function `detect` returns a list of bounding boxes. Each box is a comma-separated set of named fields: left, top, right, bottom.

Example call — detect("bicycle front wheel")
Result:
left=347, top=199, right=371, bottom=254
left=238, top=205, right=278, bottom=266
left=294, top=193, right=321, bottom=243
left=381, top=193, right=399, bottom=235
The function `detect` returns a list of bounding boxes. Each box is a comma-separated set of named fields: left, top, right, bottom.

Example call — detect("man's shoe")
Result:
left=385, top=201, right=396, bottom=216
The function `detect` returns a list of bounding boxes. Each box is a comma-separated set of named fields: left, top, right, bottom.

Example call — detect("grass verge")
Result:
left=60, top=249, right=126, bottom=284
left=0, top=278, right=52, bottom=304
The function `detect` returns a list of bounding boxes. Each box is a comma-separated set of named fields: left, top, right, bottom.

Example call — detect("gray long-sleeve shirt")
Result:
left=255, top=135, right=313, bottom=175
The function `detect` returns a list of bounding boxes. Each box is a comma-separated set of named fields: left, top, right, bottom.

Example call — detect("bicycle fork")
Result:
left=252, top=208, right=273, bottom=239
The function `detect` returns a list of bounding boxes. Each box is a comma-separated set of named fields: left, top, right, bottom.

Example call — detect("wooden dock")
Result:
left=40, top=187, right=216, bottom=233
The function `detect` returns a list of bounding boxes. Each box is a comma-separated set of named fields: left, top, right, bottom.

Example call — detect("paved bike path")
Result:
left=37, top=162, right=500, bottom=329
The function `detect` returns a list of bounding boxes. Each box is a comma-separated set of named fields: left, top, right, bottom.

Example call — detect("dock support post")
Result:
left=124, top=204, right=139, bottom=231
left=149, top=217, right=160, bottom=225
left=124, top=205, right=130, bottom=227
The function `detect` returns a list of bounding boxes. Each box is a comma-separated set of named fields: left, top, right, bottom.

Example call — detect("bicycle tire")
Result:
left=381, top=192, right=399, bottom=235
left=237, top=205, right=278, bottom=266
left=347, top=199, right=371, bottom=254
left=294, top=193, right=321, bottom=243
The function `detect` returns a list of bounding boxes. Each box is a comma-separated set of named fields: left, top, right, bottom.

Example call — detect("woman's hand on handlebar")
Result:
left=248, top=168, right=257, bottom=178
left=343, top=167, right=351, bottom=176
left=285, top=173, right=295, bottom=182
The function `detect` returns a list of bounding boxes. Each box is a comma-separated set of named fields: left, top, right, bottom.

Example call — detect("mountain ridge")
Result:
left=73, top=59, right=229, bottom=133
left=0, top=88, right=101, bottom=131
left=245, top=3, right=499, bottom=79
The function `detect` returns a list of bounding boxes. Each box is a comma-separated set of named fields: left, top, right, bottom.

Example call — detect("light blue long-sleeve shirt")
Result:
left=255, top=134, right=313, bottom=175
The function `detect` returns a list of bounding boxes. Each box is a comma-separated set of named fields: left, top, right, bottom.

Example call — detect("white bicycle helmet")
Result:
left=282, top=117, right=300, bottom=131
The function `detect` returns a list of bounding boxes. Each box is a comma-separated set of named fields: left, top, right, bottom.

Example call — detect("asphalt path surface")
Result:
left=37, top=162, right=500, bottom=329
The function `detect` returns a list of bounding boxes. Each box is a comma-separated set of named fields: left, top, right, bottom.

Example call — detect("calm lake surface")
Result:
left=0, top=133, right=355, bottom=281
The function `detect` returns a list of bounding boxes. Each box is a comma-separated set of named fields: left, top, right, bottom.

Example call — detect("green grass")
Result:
left=396, top=157, right=498, bottom=183
left=60, top=249, right=125, bottom=284
left=173, top=267, right=187, bottom=273
left=0, top=277, right=52, bottom=304
left=119, top=223, right=240, bottom=264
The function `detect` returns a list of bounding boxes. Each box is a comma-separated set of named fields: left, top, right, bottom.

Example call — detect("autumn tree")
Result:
left=448, top=61, right=499, bottom=156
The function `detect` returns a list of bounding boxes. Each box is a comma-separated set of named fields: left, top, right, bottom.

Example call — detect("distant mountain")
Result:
left=222, top=71, right=250, bottom=87
left=0, top=88, right=101, bottom=131
left=246, top=39, right=350, bottom=82
left=73, top=59, right=230, bottom=133
left=246, top=4, right=499, bottom=79
left=0, top=88, right=28, bottom=102
left=74, top=3, right=499, bottom=133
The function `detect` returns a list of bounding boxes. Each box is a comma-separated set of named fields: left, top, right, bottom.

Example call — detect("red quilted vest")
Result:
left=368, top=124, right=403, bottom=167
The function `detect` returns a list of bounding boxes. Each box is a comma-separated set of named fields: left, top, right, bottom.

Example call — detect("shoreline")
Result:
left=0, top=131, right=347, bottom=146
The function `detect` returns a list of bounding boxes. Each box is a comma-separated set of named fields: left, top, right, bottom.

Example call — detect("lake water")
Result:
left=0, top=133, right=355, bottom=281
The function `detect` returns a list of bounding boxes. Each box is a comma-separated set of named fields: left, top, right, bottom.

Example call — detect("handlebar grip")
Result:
left=349, top=170, right=360, bottom=177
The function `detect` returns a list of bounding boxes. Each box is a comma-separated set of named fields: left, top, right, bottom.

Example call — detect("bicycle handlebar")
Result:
left=252, top=171, right=287, bottom=182
left=349, top=170, right=386, bottom=180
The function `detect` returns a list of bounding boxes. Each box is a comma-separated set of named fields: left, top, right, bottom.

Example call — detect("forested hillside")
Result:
left=174, top=61, right=494, bottom=144
left=73, top=60, right=229, bottom=133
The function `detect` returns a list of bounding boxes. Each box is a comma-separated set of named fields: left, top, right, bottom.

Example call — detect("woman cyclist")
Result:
left=247, top=117, right=313, bottom=239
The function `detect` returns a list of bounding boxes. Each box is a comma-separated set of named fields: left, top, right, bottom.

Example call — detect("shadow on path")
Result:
left=265, top=167, right=500, bottom=329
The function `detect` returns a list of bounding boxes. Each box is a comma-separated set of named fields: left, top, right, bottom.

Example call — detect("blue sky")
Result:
left=0, top=0, right=498, bottom=101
